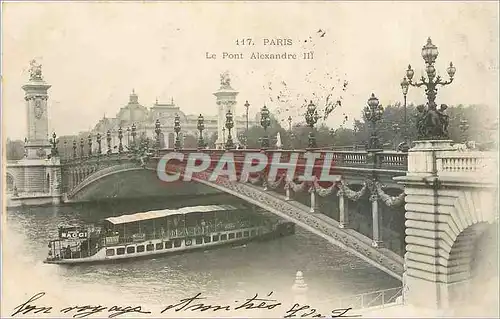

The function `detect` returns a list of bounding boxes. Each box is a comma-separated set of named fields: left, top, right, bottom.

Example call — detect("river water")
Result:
left=3, top=194, right=400, bottom=318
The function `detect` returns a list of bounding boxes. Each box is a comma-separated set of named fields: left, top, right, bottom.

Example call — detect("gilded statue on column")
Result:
left=29, top=59, right=43, bottom=80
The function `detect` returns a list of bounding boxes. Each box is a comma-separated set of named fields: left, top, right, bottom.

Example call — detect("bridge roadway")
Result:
left=60, top=148, right=407, bottom=280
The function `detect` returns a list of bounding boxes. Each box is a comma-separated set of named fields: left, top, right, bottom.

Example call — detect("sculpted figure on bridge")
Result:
left=220, top=71, right=232, bottom=89
left=416, top=102, right=450, bottom=140
left=29, top=59, right=43, bottom=81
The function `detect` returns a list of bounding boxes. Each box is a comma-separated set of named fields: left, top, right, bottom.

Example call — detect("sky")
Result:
left=2, top=1, right=499, bottom=140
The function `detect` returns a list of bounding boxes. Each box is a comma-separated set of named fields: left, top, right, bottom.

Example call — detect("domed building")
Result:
left=91, top=82, right=257, bottom=150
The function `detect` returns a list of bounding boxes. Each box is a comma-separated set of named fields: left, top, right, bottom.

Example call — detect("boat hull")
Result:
left=44, top=223, right=295, bottom=265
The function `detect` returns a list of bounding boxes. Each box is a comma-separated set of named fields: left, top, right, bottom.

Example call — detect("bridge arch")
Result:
left=66, top=162, right=403, bottom=280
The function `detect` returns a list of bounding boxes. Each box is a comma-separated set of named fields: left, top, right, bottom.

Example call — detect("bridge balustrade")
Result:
left=436, top=151, right=497, bottom=174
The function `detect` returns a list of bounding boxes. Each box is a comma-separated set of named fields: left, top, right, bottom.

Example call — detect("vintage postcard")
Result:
left=2, top=1, right=499, bottom=318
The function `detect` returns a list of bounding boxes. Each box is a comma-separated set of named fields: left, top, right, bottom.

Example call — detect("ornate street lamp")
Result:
left=51, top=132, right=58, bottom=157
left=244, top=100, right=250, bottom=148
left=96, top=133, right=102, bottom=155
left=260, top=105, right=271, bottom=149
left=131, top=123, right=137, bottom=148
left=225, top=110, right=235, bottom=149
left=155, top=119, right=161, bottom=153
left=80, top=137, right=85, bottom=158
left=329, top=128, right=336, bottom=148
left=305, top=100, right=320, bottom=148
left=174, top=114, right=182, bottom=150
left=404, top=37, right=456, bottom=140
left=87, top=134, right=92, bottom=156
left=399, top=77, right=410, bottom=151
left=363, top=93, right=384, bottom=151
left=72, top=140, right=77, bottom=159
left=459, top=119, right=470, bottom=143
left=106, top=130, right=112, bottom=154
left=197, top=114, right=205, bottom=149
left=118, top=127, right=123, bottom=154
left=392, top=123, right=401, bottom=150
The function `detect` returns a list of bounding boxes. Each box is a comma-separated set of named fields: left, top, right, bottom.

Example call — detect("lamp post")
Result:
left=72, top=140, right=77, bottom=159
left=118, top=127, right=123, bottom=154
left=80, top=137, right=85, bottom=158
left=174, top=114, right=181, bottom=150
left=329, top=128, right=336, bottom=148
left=131, top=123, right=137, bottom=150
left=288, top=116, right=293, bottom=149
left=260, top=105, right=271, bottom=149
left=244, top=100, right=250, bottom=148
left=96, top=133, right=102, bottom=156
left=459, top=119, right=469, bottom=144
left=392, top=123, right=401, bottom=150
left=51, top=132, right=58, bottom=157
left=155, top=119, right=161, bottom=155
left=127, top=127, right=131, bottom=148
left=363, top=93, right=384, bottom=151
left=197, top=114, right=205, bottom=149
left=225, top=110, right=235, bottom=149
left=87, top=134, right=92, bottom=156
left=106, top=130, right=112, bottom=154
left=404, top=37, right=456, bottom=140
left=305, top=100, right=320, bottom=148
left=399, top=77, right=410, bottom=151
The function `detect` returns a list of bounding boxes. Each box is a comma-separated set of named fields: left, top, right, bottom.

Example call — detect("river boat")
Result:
left=44, top=204, right=295, bottom=265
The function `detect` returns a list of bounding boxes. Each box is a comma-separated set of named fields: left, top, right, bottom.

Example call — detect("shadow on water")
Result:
left=6, top=193, right=401, bottom=305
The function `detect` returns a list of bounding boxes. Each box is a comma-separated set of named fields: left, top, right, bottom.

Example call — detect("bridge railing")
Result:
left=436, top=151, right=497, bottom=175
left=314, top=286, right=403, bottom=311
left=60, top=148, right=409, bottom=171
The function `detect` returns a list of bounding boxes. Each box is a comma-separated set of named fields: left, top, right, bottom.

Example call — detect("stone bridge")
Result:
left=6, top=143, right=498, bottom=310
left=58, top=148, right=410, bottom=280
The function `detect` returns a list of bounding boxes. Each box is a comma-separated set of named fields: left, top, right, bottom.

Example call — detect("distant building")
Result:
left=89, top=82, right=258, bottom=149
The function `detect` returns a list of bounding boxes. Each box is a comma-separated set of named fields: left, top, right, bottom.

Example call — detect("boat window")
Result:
left=146, top=244, right=154, bottom=251
left=156, top=243, right=164, bottom=250
left=106, top=249, right=115, bottom=256
left=174, top=239, right=182, bottom=248
left=126, top=246, right=135, bottom=254
left=244, top=231, right=249, bottom=237
left=204, top=236, right=211, bottom=243
left=117, top=248, right=125, bottom=255
left=165, top=241, right=173, bottom=249
left=251, top=230, right=257, bottom=236
left=195, top=237, right=203, bottom=245
left=236, top=232, right=242, bottom=238
left=221, top=234, right=227, bottom=241
left=212, top=235, right=220, bottom=242
left=137, top=245, right=145, bottom=253
left=229, top=233, right=235, bottom=239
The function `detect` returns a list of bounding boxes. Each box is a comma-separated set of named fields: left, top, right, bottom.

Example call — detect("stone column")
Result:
left=338, top=188, right=348, bottom=228
left=309, top=187, right=316, bottom=213
left=214, top=73, right=240, bottom=149
left=370, top=194, right=382, bottom=247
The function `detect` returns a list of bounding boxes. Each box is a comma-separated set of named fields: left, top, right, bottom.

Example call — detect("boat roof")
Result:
left=104, top=204, right=239, bottom=225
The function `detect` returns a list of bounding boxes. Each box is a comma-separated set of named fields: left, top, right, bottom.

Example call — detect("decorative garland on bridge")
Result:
left=247, top=173, right=263, bottom=185
left=312, top=178, right=336, bottom=197
left=374, top=182, right=406, bottom=207
left=285, top=177, right=308, bottom=193
left=337, top=180, right=367, bottom=202
left=267, top=173, right=285, bottom=190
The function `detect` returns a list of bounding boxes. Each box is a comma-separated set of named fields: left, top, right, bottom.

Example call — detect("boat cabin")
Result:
left=101, top=204, right=265, bottom=246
